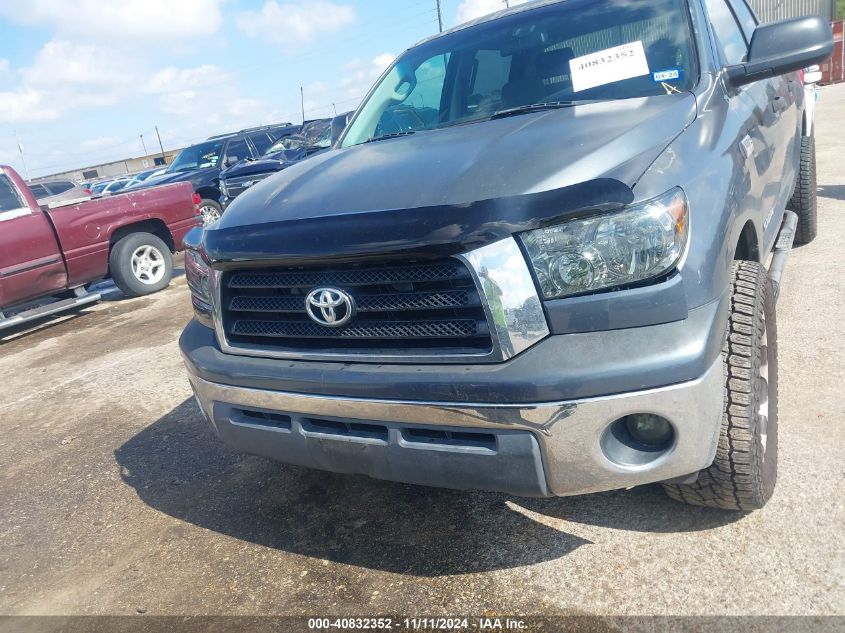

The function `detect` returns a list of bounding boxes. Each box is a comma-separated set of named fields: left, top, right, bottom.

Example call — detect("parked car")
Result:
left=27, top=179, right=77, bottom=200
left=0, top=165, right=200, bottom=332
left=181, top=0, right=832, bottom=511
left=219, top=116, right=351, bottom=207
left=100, top=178, right=132, bottom=195
left=125, top=123, right=298, bottom=225
left=125, top=168, right=166, bottom=189
left=89, top=179, right=117, bottom=196
left=38, top=185, right=93, bottom=208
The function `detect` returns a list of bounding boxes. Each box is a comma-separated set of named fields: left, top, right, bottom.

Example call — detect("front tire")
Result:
left=788, top=136, right=817, bottom=246
left=663, top=261, right=778, bottom=511
left=109, top=232, right=173, bottom=298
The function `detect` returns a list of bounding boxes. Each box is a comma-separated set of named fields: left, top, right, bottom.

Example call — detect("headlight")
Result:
left=519, top=188, right=688, bottom=300
left=185, top=247, right=214, bottom=328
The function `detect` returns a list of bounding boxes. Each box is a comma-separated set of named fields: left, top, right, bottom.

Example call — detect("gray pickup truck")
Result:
left=180, top=0, right=832, bottom=511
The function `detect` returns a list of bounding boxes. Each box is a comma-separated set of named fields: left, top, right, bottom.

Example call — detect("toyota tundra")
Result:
left=180, top=0, right=833, bottom=511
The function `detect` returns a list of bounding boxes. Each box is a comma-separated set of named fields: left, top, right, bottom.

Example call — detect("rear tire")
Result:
left=788, top=135, right=817, bottom=246
left=663, top=261, right=778, bottom=511
left=109, top=232, right=173, bottom=298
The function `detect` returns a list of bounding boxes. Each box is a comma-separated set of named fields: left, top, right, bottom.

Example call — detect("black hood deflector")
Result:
left=202, top=178, right=634, bottom=266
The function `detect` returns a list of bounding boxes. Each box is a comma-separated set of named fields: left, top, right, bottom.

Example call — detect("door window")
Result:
left=225, top=138, right=251, bottom=164
left=703, top=0, right=749, bottom=65
left=0, top=174, right=29, bottom=221
left=247, top=132, right=275, bottom=155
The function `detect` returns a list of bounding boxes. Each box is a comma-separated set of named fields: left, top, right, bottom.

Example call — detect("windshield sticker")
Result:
left=569, top=41, right=650, bottom=93
left=653, top=68, right=683, bottom=83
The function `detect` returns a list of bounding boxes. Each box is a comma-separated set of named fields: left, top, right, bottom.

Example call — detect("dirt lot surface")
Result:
left=1, top=87, right=844, bottom=622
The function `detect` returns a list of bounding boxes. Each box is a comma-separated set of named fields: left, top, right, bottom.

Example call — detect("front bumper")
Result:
left=182, top=322, right=725, bottom=497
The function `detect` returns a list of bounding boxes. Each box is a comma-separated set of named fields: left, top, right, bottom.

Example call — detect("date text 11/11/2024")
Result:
left=307, top=617, right=529, bottom=630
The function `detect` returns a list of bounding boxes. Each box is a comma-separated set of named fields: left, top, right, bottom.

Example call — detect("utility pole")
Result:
left=155, top=126, right=167, bottom=165
left=13, top=131, right=29, bottom=180
left=301, top=86, right=306, bottom=124
left=436, top=0, right=443, bottom=32
left=333, top=103, right=338, bottom=116
left=140, top=134, right=149, bottom=156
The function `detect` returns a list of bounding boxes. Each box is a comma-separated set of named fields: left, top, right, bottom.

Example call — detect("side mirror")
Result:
left=224, top=156, right=239, bottom=167
left=330, top=111, right=354, bottom=146
left=726, top=16, right=833, bottom=88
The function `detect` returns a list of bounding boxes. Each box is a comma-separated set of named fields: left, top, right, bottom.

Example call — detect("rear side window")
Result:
left=47, top=181, right=75, bottom=195
left=0, top=174, right=27, bottom=214
left=703, top=0, right=749, bottom=65
left=28, top=184, right=50, bottom=199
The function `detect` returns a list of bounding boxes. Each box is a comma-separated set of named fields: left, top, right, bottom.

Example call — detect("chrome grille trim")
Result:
left=211, top=237, right=550, bottom=364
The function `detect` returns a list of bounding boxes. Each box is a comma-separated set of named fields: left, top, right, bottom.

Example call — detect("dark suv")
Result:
left=127, top=123, right=299, bottom=224
left=181, top=0, right=832, bottom=511
left=219, top=114, right=354, bottom=208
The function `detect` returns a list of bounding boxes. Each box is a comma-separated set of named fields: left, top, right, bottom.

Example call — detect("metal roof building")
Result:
left=748, top=0, right=836, bottom=22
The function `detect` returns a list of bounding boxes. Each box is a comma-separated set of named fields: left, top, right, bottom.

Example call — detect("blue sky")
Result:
left=0, top=0, right=519, bottom=178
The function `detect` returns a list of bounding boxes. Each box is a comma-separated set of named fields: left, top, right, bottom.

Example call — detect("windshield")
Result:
left=267, top=135, right=305, bottom=154
left=168, top=140, right=225, bottom=172
left=342, top=0, right=696, bottom=147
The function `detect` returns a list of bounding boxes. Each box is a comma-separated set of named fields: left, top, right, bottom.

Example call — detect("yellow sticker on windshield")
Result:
left=569, top=41, right=651, bottom=93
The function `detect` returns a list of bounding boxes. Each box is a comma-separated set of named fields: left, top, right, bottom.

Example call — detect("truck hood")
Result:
left=221, top=156, right=288, bottom=180
left=221, top=146, right=332, bottom=180
left=205, top=94, right=696, bottom=264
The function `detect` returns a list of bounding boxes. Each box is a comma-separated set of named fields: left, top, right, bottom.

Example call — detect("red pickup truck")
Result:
left=0, top=165, right=200, bottom=332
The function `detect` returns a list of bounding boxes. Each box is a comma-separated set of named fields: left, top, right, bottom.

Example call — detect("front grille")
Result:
left=222, top=172, right=273, bottom=198
left=220, top=259, right=493, bottom=355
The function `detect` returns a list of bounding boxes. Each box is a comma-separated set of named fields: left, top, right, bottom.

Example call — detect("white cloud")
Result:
left=237, top=1, right=357, bottom=49
left=0, top=89, right=57, bottom=125
left=340, top=53, right=395, bottom=101
left=21, top=40, right=138, bottom=109
left=455, top=0, right=529, bottom=24
left=0, top=39, right=139, bottom=124
left=78, top=136, right=122, bottom=152
left=146, top=65, right=234, bottom=95
left=0, top=0, right=222, bottom=44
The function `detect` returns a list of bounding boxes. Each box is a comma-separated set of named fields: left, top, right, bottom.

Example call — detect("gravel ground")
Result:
left=0, top=85, right=843, bottom=622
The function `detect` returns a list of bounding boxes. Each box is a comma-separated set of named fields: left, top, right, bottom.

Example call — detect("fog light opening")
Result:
left=601, top=414, right=676, bottom=467
left=624, top=414, right=674, bottom=449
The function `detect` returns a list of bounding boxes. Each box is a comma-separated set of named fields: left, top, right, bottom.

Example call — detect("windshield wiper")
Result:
left=490, top=101, right=598, bottom=120
left=364, top=131, right=417, bottom=144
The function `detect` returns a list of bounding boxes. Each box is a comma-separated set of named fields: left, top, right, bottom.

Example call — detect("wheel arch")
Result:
left=109, top=219, right=175, bottom=254
left=195, top=185, right=221, bottom=201
left=734, top=220, right=761, bottom=263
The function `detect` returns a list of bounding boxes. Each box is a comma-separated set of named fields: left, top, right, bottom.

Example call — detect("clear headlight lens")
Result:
left=519, top=188, right=688, bottom=300
left=185, top=248, right=214, bottom=327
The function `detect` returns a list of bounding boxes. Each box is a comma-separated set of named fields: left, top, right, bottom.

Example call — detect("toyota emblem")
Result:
left=305, top=288, right=355, bottom=327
